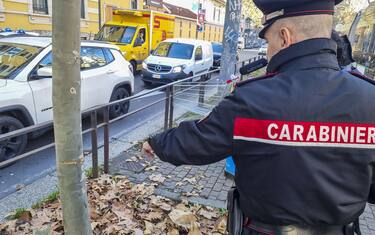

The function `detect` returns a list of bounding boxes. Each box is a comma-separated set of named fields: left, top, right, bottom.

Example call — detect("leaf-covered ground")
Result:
left=0, top=175, right=228, bottom=235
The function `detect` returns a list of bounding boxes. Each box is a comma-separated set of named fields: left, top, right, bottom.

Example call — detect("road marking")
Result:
left=133, top=89, right=164, bottom=100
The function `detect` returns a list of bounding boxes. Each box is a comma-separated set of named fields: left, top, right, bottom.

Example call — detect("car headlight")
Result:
left=142, top=62, right=147, bottom=69
left=172, top=65, right=185, bottom=73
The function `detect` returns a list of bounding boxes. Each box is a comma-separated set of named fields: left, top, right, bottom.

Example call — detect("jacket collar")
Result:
left=266, top=38, right=340, bottom=73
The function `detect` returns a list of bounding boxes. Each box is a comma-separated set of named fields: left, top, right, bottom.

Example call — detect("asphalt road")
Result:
left=0, top=50, right=258, bottom=200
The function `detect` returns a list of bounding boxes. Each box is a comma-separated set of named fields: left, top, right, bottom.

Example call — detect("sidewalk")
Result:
left=109, top=146, right=375, bottom=235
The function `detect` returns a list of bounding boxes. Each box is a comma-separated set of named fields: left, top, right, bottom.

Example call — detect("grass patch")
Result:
left=219, top=208, right=228, bottom=216
left=132, top=141, right=144, bottom=151
left=85, top=165, right=104, bottom=179
left=6, top=208, right=28, bottom=220
left=31, top=190, right=60, bottom=210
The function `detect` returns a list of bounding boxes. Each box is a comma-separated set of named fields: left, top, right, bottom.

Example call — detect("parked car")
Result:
left=211, top=42, right=239, bottom=69
left=258, top=43, right=268, bottom=55
left=212, top=42, right=223, bottom=69
left=141, top=38, right=213, bottom=86
left=0, top=37, right=134, bottom=163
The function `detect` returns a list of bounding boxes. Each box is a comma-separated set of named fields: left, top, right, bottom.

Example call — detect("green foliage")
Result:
left=32, top=190, right=60, bottom=209
left=219, top=208, right=228, bottom=216
left=6, top=208, right=27, bottom=220
left=85, top=166, right=104, bottom=179
left=242, top=1, right=263, bottom=27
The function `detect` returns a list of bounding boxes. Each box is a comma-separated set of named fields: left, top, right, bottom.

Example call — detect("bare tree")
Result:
left=52, top=0, right=92, bottom=234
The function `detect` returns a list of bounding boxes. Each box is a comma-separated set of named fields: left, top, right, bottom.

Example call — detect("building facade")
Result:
left=161, top=0, right=225, bottom=42
left=0, top=0, right=141, bottom=37
left=0, top=0, right=224, bottom=41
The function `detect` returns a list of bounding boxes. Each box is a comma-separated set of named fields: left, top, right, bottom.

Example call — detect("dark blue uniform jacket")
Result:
left=149, top=38, right=375, bottom=226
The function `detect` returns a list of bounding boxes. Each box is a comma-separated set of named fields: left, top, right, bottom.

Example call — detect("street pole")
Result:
left=52, top=0, right=92, bottom=234
left=195, top=0, right=200, bottom=39
left=98, top=0, right=102, bottom=30
left=219, top=0, right=241, bottom=82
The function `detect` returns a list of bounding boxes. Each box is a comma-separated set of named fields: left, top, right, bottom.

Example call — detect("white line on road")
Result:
left=133, top=89, right=164, bottom=100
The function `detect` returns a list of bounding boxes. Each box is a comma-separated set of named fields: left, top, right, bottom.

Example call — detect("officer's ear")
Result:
left=279, top=27, right=293, bottom=49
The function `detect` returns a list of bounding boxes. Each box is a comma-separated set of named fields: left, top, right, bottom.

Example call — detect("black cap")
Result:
left=254, top=0, right=343, bottom=39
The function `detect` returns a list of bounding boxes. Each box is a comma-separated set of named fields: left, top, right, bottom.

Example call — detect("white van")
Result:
left=141, top=38, right=213, bottom=86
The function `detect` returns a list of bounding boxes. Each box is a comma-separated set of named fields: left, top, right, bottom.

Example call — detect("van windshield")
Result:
left=0, top=43, right=41, bottom=79
left=153, top=42, right=194, bottom=59
left=95, top=25, right=136, bottom=44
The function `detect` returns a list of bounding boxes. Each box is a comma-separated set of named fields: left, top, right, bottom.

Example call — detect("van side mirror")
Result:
left=36, top=67, right=52, bottom=78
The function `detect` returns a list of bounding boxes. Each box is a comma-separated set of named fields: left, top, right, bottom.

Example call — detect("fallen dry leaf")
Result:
left=167, top=228, right=180, bottom=235
left=0, top=174, right=228, bottom=235
left=149, top=174, right=166, bottom=184
left=183, top=177, right=197, bottom=184
left=189, top=221, right=203, bottom=235
left=144, top=221, right=154, bottom=235
left=145, top=166, right=158, bottom=171
left=169, top=209, right=197, bottom=229
left=198, top=208, right=219, bottom=220
left=183, top=192, right=200, bottom=197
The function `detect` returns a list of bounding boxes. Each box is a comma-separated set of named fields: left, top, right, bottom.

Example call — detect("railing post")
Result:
left=240, top=61, right=245, bottom=81
left=164, top=86, right=171, bottom=131
left=103, top=106, right=109, bottom=174
left=90, top=111, right=99, bottom=178
left=168, top=85, right=174, bottom=129
left=198, top=77, right=205, bottom=106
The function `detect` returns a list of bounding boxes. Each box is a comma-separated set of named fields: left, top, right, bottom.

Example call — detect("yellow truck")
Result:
left=95, top=10, right=175, bottom=73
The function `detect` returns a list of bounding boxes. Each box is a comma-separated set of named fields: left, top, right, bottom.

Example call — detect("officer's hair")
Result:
left=276, top=15, right=333, bottom=41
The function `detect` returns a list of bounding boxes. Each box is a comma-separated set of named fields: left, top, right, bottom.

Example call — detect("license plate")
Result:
left=152, top=74, right=161, bottom=79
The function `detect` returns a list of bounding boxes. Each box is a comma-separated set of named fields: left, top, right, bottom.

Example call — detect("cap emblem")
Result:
left=262, top=9, right=285, bottom=25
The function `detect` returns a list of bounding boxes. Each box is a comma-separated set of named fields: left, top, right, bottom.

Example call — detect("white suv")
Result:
left=0, top=37, right=134, bottom=162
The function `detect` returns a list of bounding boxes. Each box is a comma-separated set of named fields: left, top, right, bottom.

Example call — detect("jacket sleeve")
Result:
left=148, top=91, right=243, bottom=166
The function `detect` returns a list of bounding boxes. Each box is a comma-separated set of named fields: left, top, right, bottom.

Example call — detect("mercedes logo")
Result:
left=155, top=65, right=162, bottom=72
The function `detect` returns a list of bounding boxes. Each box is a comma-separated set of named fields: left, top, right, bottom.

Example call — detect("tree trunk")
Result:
left=52, top=0, right=92, bottom=234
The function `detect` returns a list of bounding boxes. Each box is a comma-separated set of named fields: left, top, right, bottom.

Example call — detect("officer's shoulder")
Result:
left=348, top=70, right=375, bottom=86
left=235, top=72, right=278, bottom=88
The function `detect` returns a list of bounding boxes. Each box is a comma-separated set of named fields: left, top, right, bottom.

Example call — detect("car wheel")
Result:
left=109, top=87, right=130, bottom=119
left=130, top=61, right=137, bottom=75
left=0, top=115, right=27, bottom=165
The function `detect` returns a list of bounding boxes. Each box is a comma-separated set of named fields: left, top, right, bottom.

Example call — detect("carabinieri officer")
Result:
left=143, top=0, right=375, bottom=234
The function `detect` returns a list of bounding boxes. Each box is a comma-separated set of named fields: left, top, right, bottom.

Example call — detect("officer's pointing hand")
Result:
left=142, top=142, right=155, bottom=158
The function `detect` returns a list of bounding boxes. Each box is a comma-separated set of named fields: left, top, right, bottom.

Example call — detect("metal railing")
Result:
left=0, top=56, right=264, bottom=175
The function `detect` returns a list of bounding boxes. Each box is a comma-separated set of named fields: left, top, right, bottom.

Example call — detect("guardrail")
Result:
left=0, top=55, right=265, bottom=175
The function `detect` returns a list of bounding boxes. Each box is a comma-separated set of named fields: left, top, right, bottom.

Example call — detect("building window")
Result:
left=81, top=0, right=85, bottom=19
left=218, top=9, right=221, bottom=22
left=33, top=0, right=48, bottom=14
left=213, top=7, right=216, bottom=21
left=131, top=0, right=137, bottom=9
